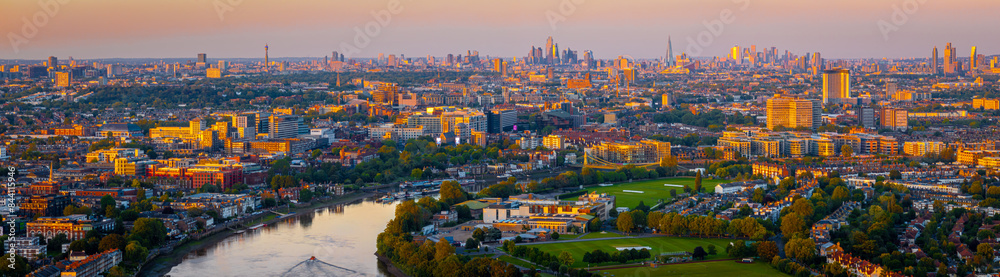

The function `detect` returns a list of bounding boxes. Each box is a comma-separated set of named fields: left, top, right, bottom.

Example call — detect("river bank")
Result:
left=137, top=192, right=376, bottom=277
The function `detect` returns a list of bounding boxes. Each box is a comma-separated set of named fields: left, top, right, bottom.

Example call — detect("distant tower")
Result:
left=665, top=36, right=674, bottom=67
left=971, top=46, right=978, bottom=69
left=336, top=72, right=341, bottom=87
left=932, top=46, right=939, bottom=74
left=264, top=44, right=270, bottom=72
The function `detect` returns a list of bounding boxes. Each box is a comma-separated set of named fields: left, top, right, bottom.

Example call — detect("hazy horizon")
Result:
left=2, top=0, right=998, bottom=60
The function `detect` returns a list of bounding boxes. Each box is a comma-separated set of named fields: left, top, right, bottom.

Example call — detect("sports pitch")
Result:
left=593, top=260, right=789, bottom=277
left=529, top=236, right=735, bottom=268
left=562, top=177, right=730, bottom=209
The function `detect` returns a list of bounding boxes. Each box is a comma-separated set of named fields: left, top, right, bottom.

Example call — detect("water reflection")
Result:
left=166, top=198, right=398, bottom=277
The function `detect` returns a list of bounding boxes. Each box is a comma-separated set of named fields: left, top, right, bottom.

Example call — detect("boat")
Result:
left=249, top=223, right=265, bottom=230
left=379, top=196, right=395, bottom=202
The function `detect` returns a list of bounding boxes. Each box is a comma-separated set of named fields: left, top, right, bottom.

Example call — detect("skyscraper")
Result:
left=197, top=53, right=207, bottom=63
left=931, top=46, right=938, bottom=74
left=822, top=68, right=850, bottom=104
left=767, top=95, right=820, bottom=130
left=48, top=56, right=58, bottom=68
left=730, top=46, right=741, bottom=64
left=264, top=44, right=270, bottom=71
left=944, top=43, right=956, bottom=75
left=971, top=46, right=978, bottom=69
left=665, top=36, right=674, bottom=67
left=545, top=36, right=554, bottom=64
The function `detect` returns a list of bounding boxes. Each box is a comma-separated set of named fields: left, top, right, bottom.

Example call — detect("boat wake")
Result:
left=279, top=257, right=365, bottom=277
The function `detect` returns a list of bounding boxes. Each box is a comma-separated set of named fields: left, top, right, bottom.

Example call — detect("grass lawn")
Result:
left=593, top=260, right=788, bottom=277
left=561, top=177, right=730, bottom=209
left=498, top=255, right=539, bottom=269
left=557, top=233, right=583, bottom=240
left=579, top=232, right=623, bottom=239
left=530, top=236, right=734, bottom=268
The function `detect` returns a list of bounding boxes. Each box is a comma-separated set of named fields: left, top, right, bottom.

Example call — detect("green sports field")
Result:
left=561, top=177, right=730, bottom=209
left=593, top=260, right=789, bottom=277
left=529, top=236, right=735, bottom=268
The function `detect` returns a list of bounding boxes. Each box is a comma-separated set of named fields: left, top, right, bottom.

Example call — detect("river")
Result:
left=165, top=198, right=399, bottom=277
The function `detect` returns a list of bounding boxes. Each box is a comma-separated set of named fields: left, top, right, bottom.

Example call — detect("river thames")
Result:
left=165, top=198, right=399, bottom=277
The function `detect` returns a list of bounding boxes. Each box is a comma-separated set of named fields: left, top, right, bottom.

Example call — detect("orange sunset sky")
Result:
left=1, top=0, right=997, bottom=59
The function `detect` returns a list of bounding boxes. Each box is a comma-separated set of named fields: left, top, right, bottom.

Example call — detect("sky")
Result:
left=1, top=0, right=997, bottom=60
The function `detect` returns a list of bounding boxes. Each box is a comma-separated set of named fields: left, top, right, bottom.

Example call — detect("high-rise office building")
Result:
left=493, top=58, right=503, bottom=73
left=931, top=46, right=938, bottom=74
left=55, top=72, right=70, bottom=87
left=766, top=95, right=820, bottom=130
left=944, top=43, right=956, bottom=75
left=880, top=108, right=908, bottom=131
left=197, top=53, right=207, bottom=63
left=731, top=46, right=742, bottom=64
left=545, top=36, right=554, bottom=64
left=857, top=105, right=878, bottom=129
left=661, top=93, right=673, bottom=110
left=665, top=36, right=674, bottom=67
left=822, top=68, right=850, bottom=104
left=268, top=114, right=302, bottom=139
left=971, top=47, right=978, bottom=69
left=48, top=56, right=58, bottom=68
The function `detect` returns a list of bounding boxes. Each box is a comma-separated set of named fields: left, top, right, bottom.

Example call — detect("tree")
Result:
left=410, top=168, right=423, bottom=179
left=789, top=198, right=814, bottom=218
left=465, top=238, right=479, bottom=250
left=841, top=144, right=853, bottom=157
left=108, top=266, right=128, bottom=277
left=0, top=255, right=30, bottom=276
left=434, top=239, right=454, bottom=261
left=785, top=237, right=817, bottom=262
left=889, top=170, right=902, bottom=180
left=125, top=241, right=149, bottom=263
left=130, top=218, right=167, bottom=247
left=670, top=189, right=677, bottom=198
left=47, top=233, right=69, bottom=253
left=692, top=246, right=708, bottom=260
left=440, top=181, right=468, bottom=205
left=558, top=251, right=575, bottom=266
left=617, top=211, right=634, bottom=235
left=100, top=195, right=116, bottom=211
left=472, top=228, right=486, bottom=242
left=299, top=188, right=313, bottom=202
left=707, top=244, right=717, bottom=256
left=780, top=213, right=807, bottom=238
left=550, top=232, right=560, bottom=240
left=695, top=171, right=703, bottom=192
left=755, top=241, right=780, bottom=262
left=98, top=234, right=127, bottom=253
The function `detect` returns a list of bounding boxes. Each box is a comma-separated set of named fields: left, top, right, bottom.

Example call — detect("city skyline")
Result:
left=2, top=0, right=999, bottom=59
